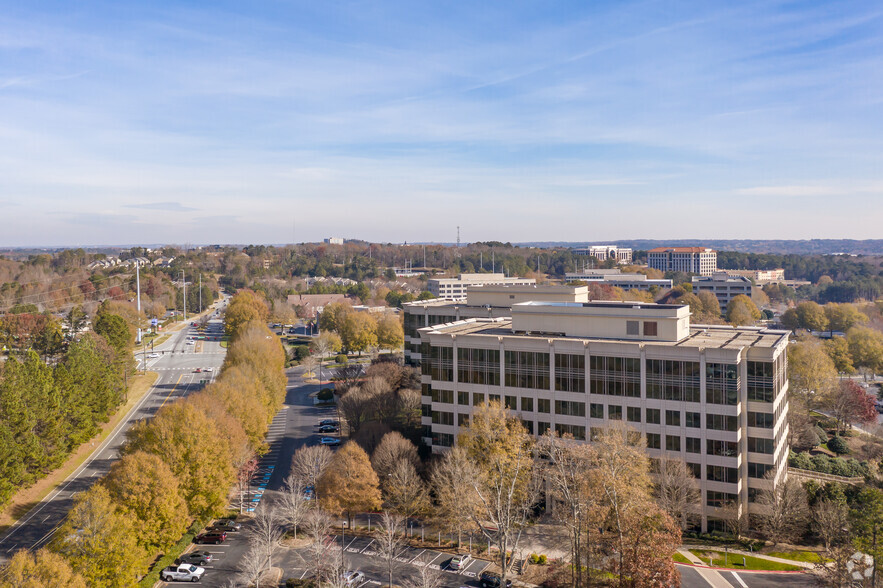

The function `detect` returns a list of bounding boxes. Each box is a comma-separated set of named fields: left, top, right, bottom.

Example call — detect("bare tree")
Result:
left=431, top=446, right=478, bottom=548
left=280, top=474, right=311, bottom=538
left=720, top=500, right=749, bottom=540
left=404, top=552, right=445, bottom=588
left=375, top=511, right=407, bottom=588
left=372, top=431, right=419, bottom=479
left=335, top=363, right=364, bottom=392
left=338, top=387, right=373, bottom=434
left=757, top=471, right=810, bottom=544
left=247, top=505, right=284, bottom=575
left=303, top=355, right=319, bottom=379
left=814, top=499, right=849, bottom=553
left=291, top=445, right=334, bottom=490
left=384, top=460, right=429, bottom=517
left=237, top=545, right=270, bottom=588
left=655, top=459, right=700, bottom=531
left=302, top=508, right=335, bottom=580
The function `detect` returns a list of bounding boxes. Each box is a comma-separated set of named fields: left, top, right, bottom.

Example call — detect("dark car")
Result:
left=211, top=519, right=242, bottom=532
left=195, top=530, right=226, bottom=544
left=318, top=424, right=339, bottom=433
left=176, top=551, right=213, bottom=566
left=319, top=419, right=339, bottom=427
left=480, top=572, right=512, bottom=588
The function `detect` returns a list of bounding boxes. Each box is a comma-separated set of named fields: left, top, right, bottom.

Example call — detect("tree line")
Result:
left=0, top=289, right=287, bottom=587
left=317, top=302, right=404, bottom=355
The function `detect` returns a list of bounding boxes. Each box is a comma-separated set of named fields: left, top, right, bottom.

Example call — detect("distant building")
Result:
left=392, top=267, right=422, bottom=278
left=572, top=245, right=633, bottom=264
left=692, top=273, right=753, bottom=312
left=564, top=269, right=672, bottom=291
left=726, top=269, right=786, bottom=284
left=287, top=293, right=349, bottom=319
left=648, top=247, right=717, bottom=276
left=427, top=273, right=536, bottom=300
left=324, top=237, right=344, bottom=245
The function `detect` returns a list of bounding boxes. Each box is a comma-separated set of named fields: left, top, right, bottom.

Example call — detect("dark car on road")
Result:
left=211, top=519, right=242, bottom=532
left=176, top=551, right=213, bottom=566
left=195, top=530, right=226, bottom=544
left=318, top=424, right=340, bottom=433
left=480, top=572, right=512, bottom=588
left=319, top=419, right=339, bottom=427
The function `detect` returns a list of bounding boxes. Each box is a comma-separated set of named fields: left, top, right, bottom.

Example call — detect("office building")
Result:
left=564, top=269, right=672, bottom=291
left=572, top=245, right=633, bottom=264
left=726, top=269, right=786, bottom=285
left=692, top=273, right=753, bottom=313
left=324, top=237, right=344, bottom=245
left=648, top=247, right=717, bottom=276
left=426, top=273, right=536, bottom=300
left=403, top=284, right=589, bottom=364
left=418, top=300, right=790, bottom=533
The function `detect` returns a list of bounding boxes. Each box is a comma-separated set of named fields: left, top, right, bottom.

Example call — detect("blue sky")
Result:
left=1, top=0, right=882, bottom=246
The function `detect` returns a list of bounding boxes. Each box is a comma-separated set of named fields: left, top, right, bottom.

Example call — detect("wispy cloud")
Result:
left=124, top=202, right=199, bottom=212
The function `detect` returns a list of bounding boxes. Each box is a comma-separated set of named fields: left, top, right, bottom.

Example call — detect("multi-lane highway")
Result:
left=0, top=308, right=228, bottom=562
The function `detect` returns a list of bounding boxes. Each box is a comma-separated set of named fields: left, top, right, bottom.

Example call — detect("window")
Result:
left=686, top=437, right=701, bottom=454
left=646, top=408, right=661, bottom=424
left=489, top=394, right=501, bottom=404
left=748, top=412, right=774, bottom=428
left=458, top=414, right=469, bottom=426
left=646, top=433, right=661, bottom=449
left=687, top=462, right=702, bottom=479
left=707, top=414, right=738, bottom=432
left=608, top=405, right=622, bottom=420
left=627, top=406, right=641, bottom=423
left=666, top=435, right=681, bottom=452
left=520, top=397, right=534, bottom=412
left=521, top=420, right=533, bottom=435
left=505, top=351, right=550, bottom=389
left=505, top=396, right=517, bottom=410
left=457, top=391, right=469, bottom=405
left=748, top=437, right=774, bottom=454
left=432, top=432, right=454, bottom=447
left=590, top=403, right=604, bottom=418
left=646, top=359, right=700, bottom=402
left=538, top=422, right=551, bottom=436
left=555, top=400, right=586, bottom=417
left=473, top=393, right=485, bottom=406
left=643, top=321, right=658, bottom=336
left=555, top=423, right=586, bottom=440
left=431, top=388, right=453, bottom=404
left=706, top=465, right=738, bottom=484
left=748, top=488, right=760, bottom=503
left=589, top=356, right=641, bottom=398
left=707, top=439, right=737, bottom=457
left=686, top=412, right=700, bottom=428
left=706, top=363, right=739, bottom=405
left=748, top=463, right=773, bottom=478
left=748, top=361, right=777, bottom=402
left=707, top=491, right=737, bottom=508
left=666, top=410, right=680, bottom=427
left=537, top=398, right=551, bottom=413
left=457, top=347, right=500, bottom=386
left=626, top=320, right=639, bottom=335
left=432, top=411, right=454, bottom=426
left=430, top=346, right=454, bottom=381
left=421, top=404, right=431, bottom=418
left=555, top=353, right=585, bottom=393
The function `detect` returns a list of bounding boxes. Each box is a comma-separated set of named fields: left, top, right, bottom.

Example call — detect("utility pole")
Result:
left=135, top=260, right=142, bottom=344
left=423, top=244, right=426, bottom=269
left=492, top=251, right=495, bottom=273
left=182, top=271, right=187, bottom=322
left=199, top=274, right=202, bottom=314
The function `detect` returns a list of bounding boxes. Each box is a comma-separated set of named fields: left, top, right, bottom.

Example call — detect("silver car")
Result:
left=342, top=571, right=365, bottom=587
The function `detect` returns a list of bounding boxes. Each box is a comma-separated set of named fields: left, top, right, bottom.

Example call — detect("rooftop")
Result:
left=648, top=246, right=715, bottom=253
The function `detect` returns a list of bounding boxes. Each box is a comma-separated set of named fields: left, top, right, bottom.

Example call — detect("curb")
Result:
left=674, top=562, right=809, bottom=574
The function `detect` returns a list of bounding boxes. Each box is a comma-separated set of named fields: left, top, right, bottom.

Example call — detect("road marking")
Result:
left=409, top=549, right=426, bottom=564
left=359, top=539, right=375, bottom=553
left=159, top=374, right=185, bottom=409
left=344, top=536, right=358, bottom=550
left=731, top=572, right=748, bottom=588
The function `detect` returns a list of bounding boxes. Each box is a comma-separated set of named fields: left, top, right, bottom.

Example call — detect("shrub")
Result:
left=789, top=451, right=812, bottom=470
left=811, top=454, right=833, bottom=474
left=291, top=345, right=310, bottom=361
left=317, top=388, right=334, bottom=401
left=814, top=425, right=829, bottom=445
left=538, top=554, right=548, bottom=565
left=828, top=436, right=849, bottom=455
left=529, top=554, right=539, bottom=564
left=336, top=354, right=348, bottom=364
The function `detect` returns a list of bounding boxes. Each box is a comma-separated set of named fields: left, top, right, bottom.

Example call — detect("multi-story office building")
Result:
left=564, top=269, right=672, bottom=291
left=572, top=245, right=633, bottom=264
left=426, top=273, right=536, bottom=300
left=648, top=247, right=717, bottom=276
left=692, top=273, right=753, bottom=313
left=418, top=300, right=789, bottom=532
left=403, top=284, right=589, bottom=364
left=727, top=269, right=786, bottom=285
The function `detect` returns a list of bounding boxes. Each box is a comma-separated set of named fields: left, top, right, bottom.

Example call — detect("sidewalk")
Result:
left=681, top=544, right=816, bottom=570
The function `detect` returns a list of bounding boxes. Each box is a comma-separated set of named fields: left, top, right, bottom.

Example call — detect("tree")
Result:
left=403, top=553, right=444, bottom=588
left=375, top=314, right=404, bottom=350
left=247, top=504, right=284, bottom=581
left=827, top=380, right=877, bottom=434
left=796, top=301, right=829, bottom=331
left=814, top=499, right=849, bottom=553
left=338, top=386, right=378, bottom=435
left=726, top=295, right=760, bottom=326
left=719, top=500, right=749, bottom=540
left=92, top=312, right=133, bottom=356
left=825, top=336, right=855, bottom=374
left=302, top=508, right=335, bottom=582
left=317, top=441, right=382, bottom=526
left=757, top=471, right=809, bottom=545
left=224, top=289, right=270, bottom=338
left=291, top=445, right=334, bottom=490
left=458, top=402, right=539, bottom=582
left=825, top=303, right=868, bottom=333
left=280, top=474, right=311, bottom=538
left=851, top=487, right=883, bottom=587
left=618, top=508, right=681, bottom=588
left=339, top=312, right=378, bottom=355
left=372, top=431, right=419, bottom=480
left=318, top=302, right=352, bottom=333
left=0, top=548, right=87, bottom=588
left=374, top=511, right=407, bottom=588
left=238, top=545, right=272, bottom=588
left=788, top=338, right=838, bottom=409
left=102, top=450, right=189, bottom=551
left=655, top=460, right=699, bottom=531
left=383, top=460, right=429, bottom=517
left=313, top=332, right=343, bottom=380
left=51, top=485, right=146, bottom=587
left=847, top=326, right=883, bottom=377
left=431, top=446, right=478, bottom=549
left=696, top=291, right=721, bottom=317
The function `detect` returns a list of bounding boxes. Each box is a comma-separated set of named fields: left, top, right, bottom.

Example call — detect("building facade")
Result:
left=572, top=245, right=633, bottom=264
left=564, top=269, right=672, bottom=291
left=726, top=269, right=786, bottom=284
left=692, top=273, right=753, bottom=313
left=418, top=301, right=789, bottom=532
left=426, top=273, right=536, bottom=300
left=648, top=247, right=717, bottom=276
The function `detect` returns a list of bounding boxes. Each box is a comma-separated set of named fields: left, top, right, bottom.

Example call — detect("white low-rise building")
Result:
left=427, top=273, right=535, bottom=300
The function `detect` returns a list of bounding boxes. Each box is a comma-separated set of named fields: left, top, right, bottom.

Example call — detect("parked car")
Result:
left=302, top=485, right=315, bottom=500
left=161, top=563, right=205, bottom=582
left=480, top=572, right=512, bottom=588
left=194, top=368, right=202, bottom=373
left=318, top=424, right=339, bottom=433
left=320, top=437, right=341, bottom=446
left=319, top=419, right=339, bottom=427
left=147, top=353, right=160, bottom=358
left=449, top=553, right=473, bottom=570
left=211, top=519, right=241, bottom=532
left=341, top=571, right=365, bottom=587
left=176, top=551, right=213, bottom=566
left=195, top=530, right=226, bottom=544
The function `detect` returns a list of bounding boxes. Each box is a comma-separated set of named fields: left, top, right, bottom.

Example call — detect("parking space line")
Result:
left=344, top=536, right=358, bottom=550
left=359, top=539, right=375, bottom=553
left=409, top=549, right=426, bottom=564
left=426, top=552, right=445, bottom=565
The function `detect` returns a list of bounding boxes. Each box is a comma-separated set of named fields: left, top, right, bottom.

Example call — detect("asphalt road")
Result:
left=676, top=563, right=819, bottom=588
left=0, top=308, right=227, bottom=562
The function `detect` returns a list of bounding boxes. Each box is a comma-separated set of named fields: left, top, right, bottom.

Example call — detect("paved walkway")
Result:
left=676, top=550, right=733, bottom=588
left=681, top=545, right=817, bottom=570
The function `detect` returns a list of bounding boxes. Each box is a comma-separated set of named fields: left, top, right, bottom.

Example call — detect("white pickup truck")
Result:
left=161, top=563, right=205, bottom=582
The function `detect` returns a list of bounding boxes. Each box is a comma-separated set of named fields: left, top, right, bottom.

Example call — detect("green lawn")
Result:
left=689, top=550, right=802, bottom=571
left=766, top=550, right=830, bottom=564
left=672, top=552, right=691, bottom=564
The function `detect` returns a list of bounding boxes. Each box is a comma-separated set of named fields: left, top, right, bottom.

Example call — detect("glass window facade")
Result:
left=748, top=360, right=783, bottom=402
left=646, top=433, right=661, bottom=449
left=521, top=397, right=534, bottom=412
left=707, top=414, right=738, bottom=432
left=458, top=347, right=500, bottom=386
left=505, top=351, right=550, bottom=389
left=686, top=412, right=700, bottom=428
left=627, top=406, right=641, bottom=423
left=646, top=359, right=700, bottom=402
left=707, top=491, right=737, bottom=507
left=686, top=437, right=701, bottom=453
left=555, top=400, right=586, bottom=417
left=666, top=410, right=681, bottom=427
left=666, top=435, right=681, bottom=451
left=647, top=408, right=661, bottom=424
left=748, top=437, right=774, bottom=454
left=608, top=405, right=623, bottom=420
left=590, top=403, right=604, bottom=418
left=430, top=346, right=454, bottom=381
left=555, top=353, right=585, bottom=393
left=707, top=439, right=737, bottom=457
left=590, top=356, right=640, bottom=397
left=555, top=423, right=586, bottom=440
left=706, top=363, right=739, bottom=405
left=537, top=398, right=551, bottom=413
left=748, top=411, right=774, bottom=428
left=706, top=465, right=738, bottom=484
left=748, top=462, right=773, bottom=478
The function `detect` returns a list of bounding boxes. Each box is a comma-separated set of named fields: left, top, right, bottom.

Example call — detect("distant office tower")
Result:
left=648, top=247, right=717, bottom=276
left=324, top=237, right=344, bottom=245
left=692, top=273, right=753, bottom=312
left=426, top=273, right=535, bottom=300
left=572, top=245, right=633, bottom=264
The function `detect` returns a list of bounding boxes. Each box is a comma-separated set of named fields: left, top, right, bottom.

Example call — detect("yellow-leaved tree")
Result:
left=0, top=548, right=87, bottom=588
left=317, top=441, right=382, bottom=526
